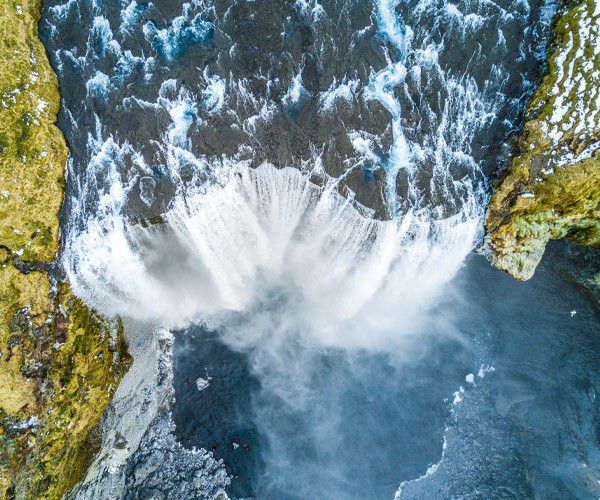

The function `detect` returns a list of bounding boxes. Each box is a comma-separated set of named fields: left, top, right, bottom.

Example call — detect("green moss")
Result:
left=0, top=1, right=131, bottom=497
left=0, top=263, right=51, bottom=417
left=15, top=287, right=131, bottom=499
left=0, top=0, right=67, bottom=263
left=487, top=0, right=600, bottom=280
left=0, top=284, right=131, bottom=499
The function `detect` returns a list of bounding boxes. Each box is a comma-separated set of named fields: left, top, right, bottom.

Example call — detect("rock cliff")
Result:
left=0, top=1, right=130, bottom=497
left=487, top=0, right=599, bottom=281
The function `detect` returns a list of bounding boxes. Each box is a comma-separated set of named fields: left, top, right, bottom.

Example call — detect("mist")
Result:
left=65, top=160, right=481, bottom=498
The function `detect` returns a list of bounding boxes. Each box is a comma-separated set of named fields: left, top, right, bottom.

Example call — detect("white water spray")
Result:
left=65, top=162, right=479, bottom=349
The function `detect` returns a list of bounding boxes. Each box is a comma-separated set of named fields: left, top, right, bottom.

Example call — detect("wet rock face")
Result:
left=122, top=414, right=230, bottom=500
left=42, top=0, right=394, bottom=218
left=487, top=0, right=600, bottom=281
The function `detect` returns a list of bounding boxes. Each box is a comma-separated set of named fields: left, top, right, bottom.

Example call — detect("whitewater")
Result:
left=38, top=0, right=600, bottom=498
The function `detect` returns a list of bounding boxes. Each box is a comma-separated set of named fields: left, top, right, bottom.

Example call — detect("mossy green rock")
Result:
left=0, top=0, right=66, bottom=263
left=0, top=286, right=131, bottom=499
left=487, top=0, right=600, bottom=280
left=0, top=1, right=131, bottom=498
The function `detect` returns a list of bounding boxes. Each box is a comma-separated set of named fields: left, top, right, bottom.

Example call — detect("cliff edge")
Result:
left=0, top=1, right=130, bottom=497
left=487, top=0, right=599, bottom=281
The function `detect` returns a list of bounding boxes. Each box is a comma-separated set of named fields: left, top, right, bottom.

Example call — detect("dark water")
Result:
left=429, top=243, right=600, bottom=499
left=173, top=325, right=468, bottom=498
left=173, top=330, right=264, bottom=497
left=173, top=244, right=600, bottom=499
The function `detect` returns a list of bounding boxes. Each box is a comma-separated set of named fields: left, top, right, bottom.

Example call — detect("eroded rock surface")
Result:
left=487, top=0, right=599, bottom=281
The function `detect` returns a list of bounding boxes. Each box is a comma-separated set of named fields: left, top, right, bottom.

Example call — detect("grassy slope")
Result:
left=0, top=1, right=130, bottom=497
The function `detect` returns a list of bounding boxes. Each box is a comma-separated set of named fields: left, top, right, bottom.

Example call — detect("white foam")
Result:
left=47, top=0, right=78, bottom=21
left=142, top=3, right=212, bottom=60
left=119, top=0, right=153, bottom=34
left=319, top=78, right=359, bottom=110
left=283, top=71, right=305, bottom=106
left=202, top=72, right=226, bottom=114
left=65, top=162, right=478, bottom=350
left=86, top=71, right=111, bottom=98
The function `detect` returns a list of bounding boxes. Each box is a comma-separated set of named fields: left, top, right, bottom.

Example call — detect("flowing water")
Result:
left=40, top=0, right=600, bottom=498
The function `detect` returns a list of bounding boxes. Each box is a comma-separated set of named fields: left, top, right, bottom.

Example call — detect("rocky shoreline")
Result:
left=0, top=1, right=130, bottom=497
left=486, top=0, right=599, bottom=284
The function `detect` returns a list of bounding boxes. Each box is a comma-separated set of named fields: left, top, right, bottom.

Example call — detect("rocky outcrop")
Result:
left=487, top=0, right=599, bottom=281
left=0, top=1, right=130, bottom=497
